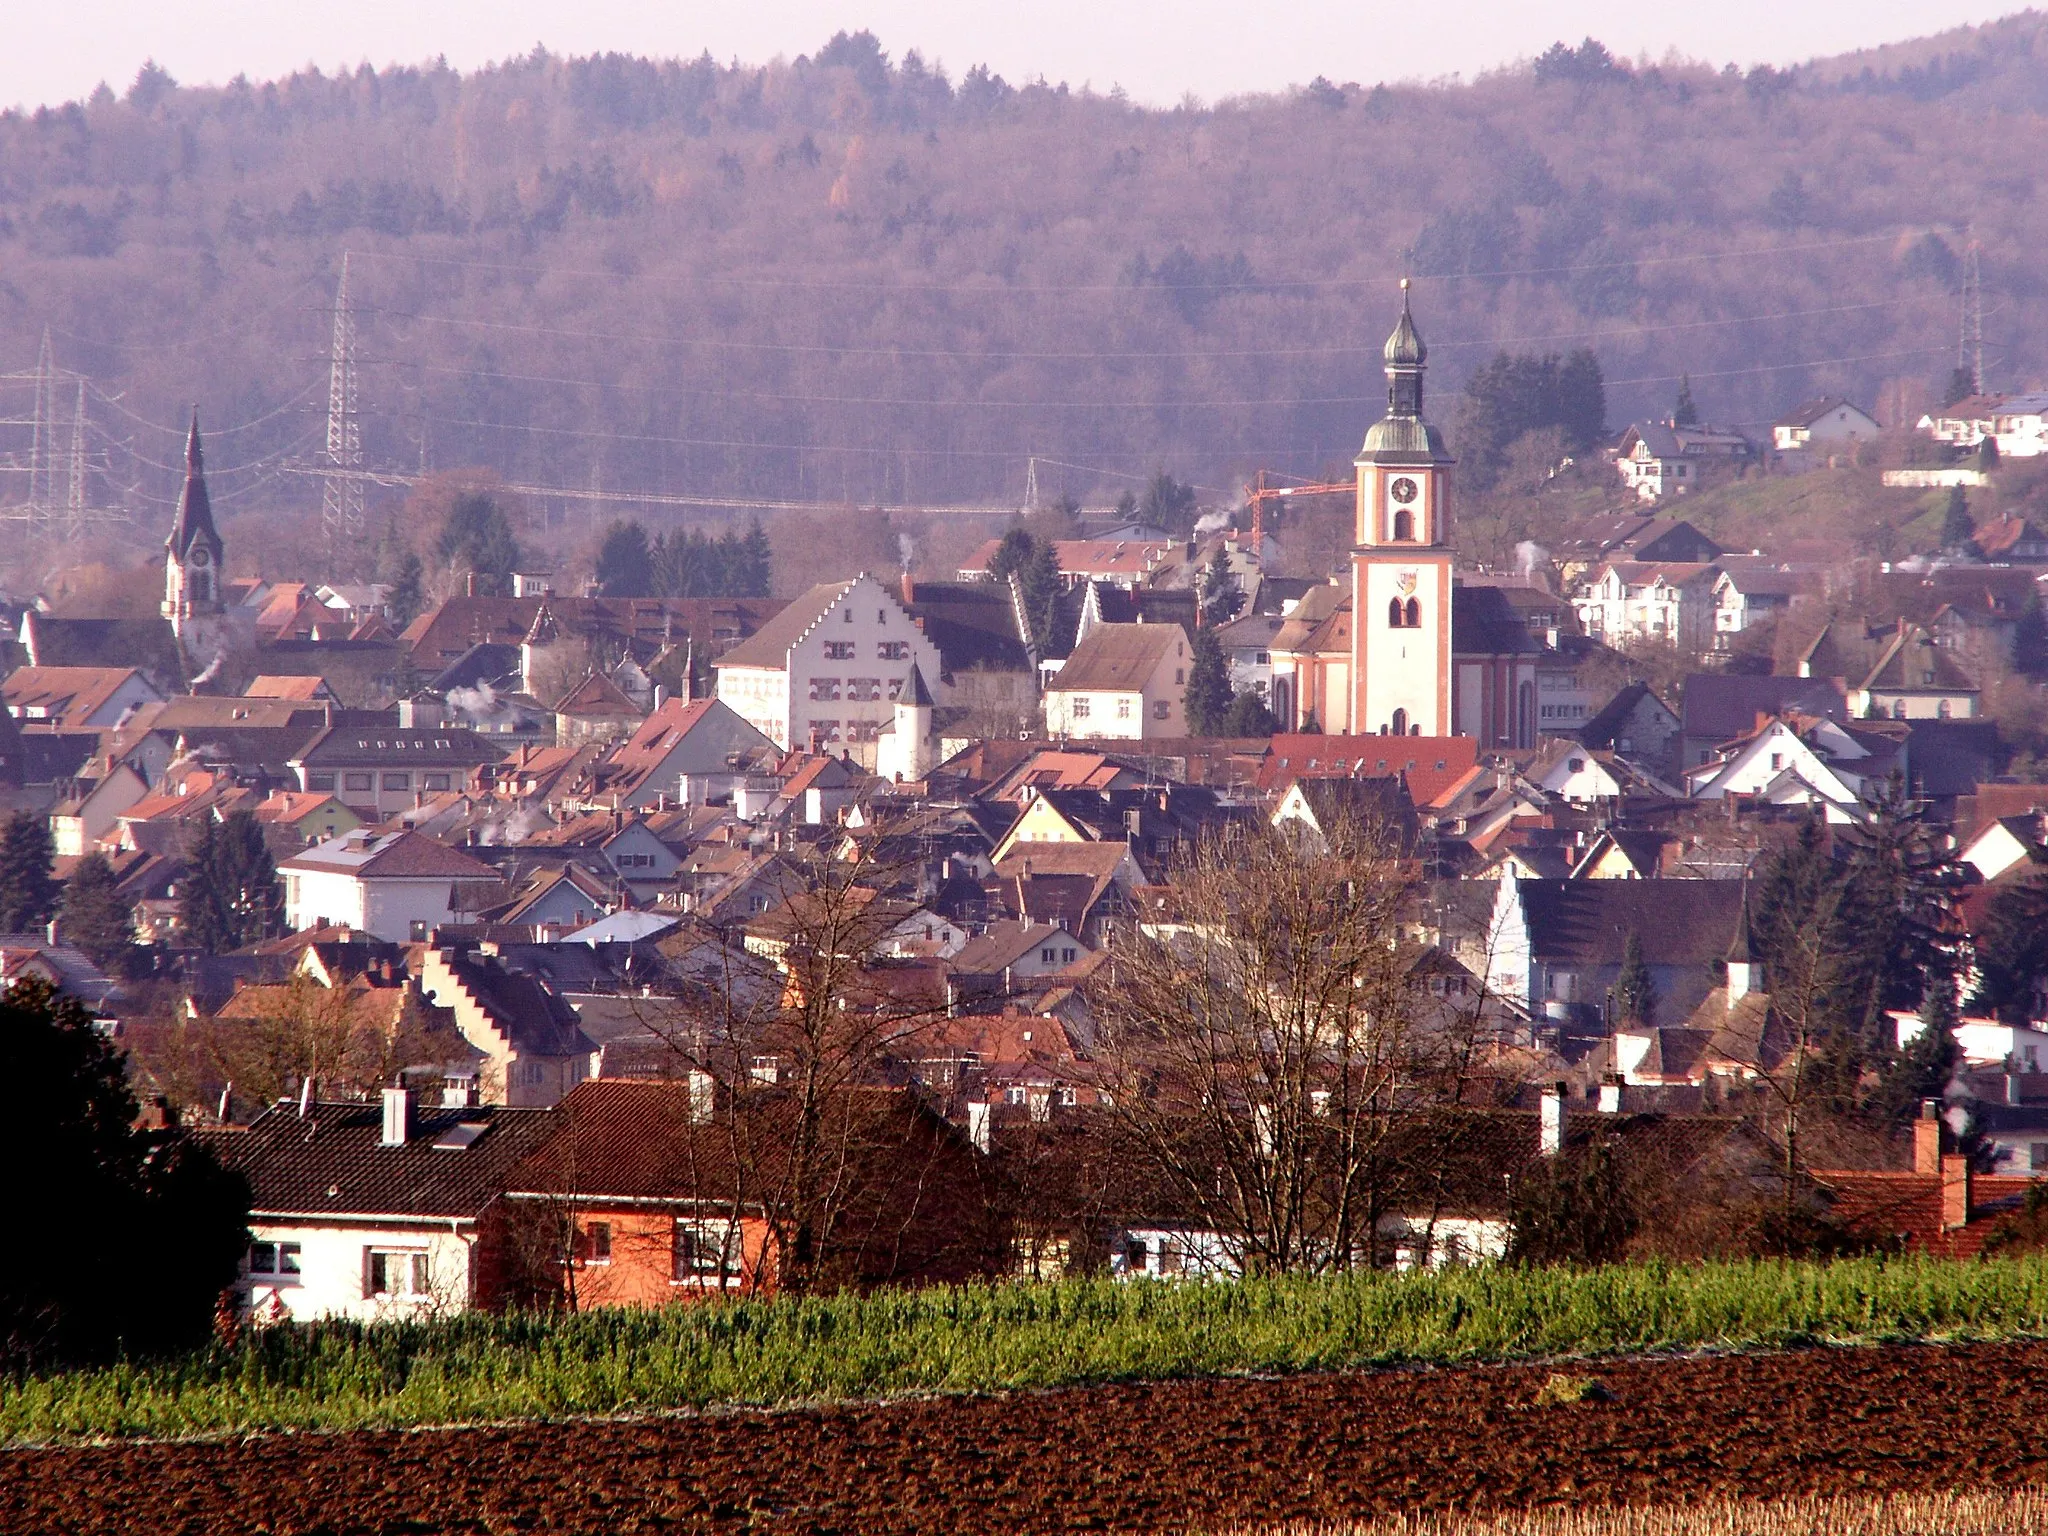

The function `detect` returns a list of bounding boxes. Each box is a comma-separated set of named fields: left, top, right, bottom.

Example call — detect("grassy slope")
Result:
left=12, top=1255, right=2048, bottom=1444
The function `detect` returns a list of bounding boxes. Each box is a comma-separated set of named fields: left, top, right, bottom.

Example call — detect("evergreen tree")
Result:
left=1139, top=470, right=1198, bottom=535
left=1941, top=486, right=1977, bottom=553
left=0, top=978, right=249, bottom=1366
left=1978, top=434, right=2001, bottom=471
left=1672, top=374, right=1700, bottom=427
left=1613, top=930, right=1654, bottom=1025
left=386, top=552, right=426, bottom=630
left=60, top=853, right=135, bottom=969
left=1221, top=690, right=1280, bottom=737
left=1183, top=626, right=1234, bottom=735
left=1197, top=545, right=1242, bottom=627
left=1873, top=979, right=1962, bottom=1123
left=1455, top=347, right=1608, bottom=488
left=1943, top=366, right=1976, bottom=409
left=180, top=812, right=283, bottom=954
left=0, top=811, right=58, bottom=934
left=739, top=517, right=774, bottom=596
left=434, top=492, right=522, bottom=588
left=1839, top=778, right=1961, bottom=1012
left=595, top=519, right=654, bottom=597
left=1970, top=872, right=2048, bottom=1025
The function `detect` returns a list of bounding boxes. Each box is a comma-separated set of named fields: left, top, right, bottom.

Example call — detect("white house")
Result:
left=280, top=828, right=501, bottom=941
left=1896, top=1010, right=2048, bottom=1072
left=212, top=1092, right=560, bottom=1323
left=714, top=574, right=945, bottom=770
left=1572, top=562, right=1719, bottom=653
left=1772, top=397, right=1880, bottom=453
left=1683, top=714, right=1901, bottom=819
left=1614, top=422, right=1753, bottom=502
left=1712, top=566, right=1803, bottom=640
left=1042, top=622, right=1190, bottom=740
left=1917, top=393, right=2048, bottom=458
left=1851, top=624, right=1982, bottom=721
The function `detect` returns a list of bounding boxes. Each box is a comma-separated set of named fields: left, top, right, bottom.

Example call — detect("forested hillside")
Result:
left=3, top=17, right=2048, bottom=585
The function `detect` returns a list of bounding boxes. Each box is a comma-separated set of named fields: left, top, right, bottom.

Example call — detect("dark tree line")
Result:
left=1454, top=349, right=1607, bottom=490
left=594, top=519, right=773, bottom=600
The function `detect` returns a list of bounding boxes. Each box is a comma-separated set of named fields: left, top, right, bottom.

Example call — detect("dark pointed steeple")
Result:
left=166, top=411, right=219, bottom=560
left=901, top=662, right=936, bottom=709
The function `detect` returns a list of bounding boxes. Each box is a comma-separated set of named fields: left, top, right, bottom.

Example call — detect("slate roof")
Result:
left=1514, top=878, right=1747, bottom=967
left=1681, top=674, right=1848, bottom=745
left=207, top=1100, right=559, bottom=1219
left=165, top=417, right=221, bottom=561
left=1578, top=682, right=1678, bottom=752
left=1452, top=583, right=1544, bottom=656
left=293, top=724, right=504, bottom=770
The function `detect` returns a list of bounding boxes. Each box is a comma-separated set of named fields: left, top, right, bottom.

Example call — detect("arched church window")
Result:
left=1391, top=708, right=1408, bottom=737
left=1388, top=598, right=1406, bottom=628
left=1404, top=597, right=1421, bottom=628
left=1392, top=508, right=1413, bottom=542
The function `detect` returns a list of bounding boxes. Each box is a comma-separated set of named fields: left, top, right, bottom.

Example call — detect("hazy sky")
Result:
left=2, top=1, right=2030, bottom=112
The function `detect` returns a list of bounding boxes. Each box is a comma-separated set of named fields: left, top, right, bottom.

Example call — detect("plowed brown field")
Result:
left=7, top=1340, right=2047, bottom=1535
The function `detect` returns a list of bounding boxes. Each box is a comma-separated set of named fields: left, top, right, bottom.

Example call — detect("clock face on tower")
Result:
left=1390, top=477, right=1419, bottom=504
left=189, top=548, right=209, bottom=567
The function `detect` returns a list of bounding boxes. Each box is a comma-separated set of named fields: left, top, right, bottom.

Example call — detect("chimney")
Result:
left=967, top=1100, right=992, bottom=1154
left=1539, top=1081, right=1567, bottom=1156
left=1914, top=1099, right=1942, bottom=1175
left=381, top=1085, right=412, bottom=1147
left=901, top=568, right=916, bottom=607
left=1940, top=1153, right=1971, bottom=1231
left=1597, top=1073, right=1622, bottom=1114
left=297, top=1076, right=315, bottom=1118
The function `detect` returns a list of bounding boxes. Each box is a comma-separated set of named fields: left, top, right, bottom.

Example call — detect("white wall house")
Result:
left=1042, top=622, right=1189, bottom=740
left=1572, top=562, right=1718, bottom=653
left=1772, top=397, right=1880, bottom=453
left=217, top=1094, right=559, bottom=1324
left=1917, top=394, right=2048, bottom=458
left=714, top=574, right=945, bottom=770
left=280, top=829, right=500, bottom=941
left=1712, top=567, right=1801, bottom=639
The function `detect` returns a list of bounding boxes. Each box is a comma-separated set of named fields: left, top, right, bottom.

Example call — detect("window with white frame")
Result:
left=249, top=1240, right=302, bottom=1277
left=365, top=1249, right=431, bottom=1299
left=823, top=641, right=856, bottom=660
left=1071, top=697, right=1091, bottom=719
left=672, top=1218, right=741, bottom=1284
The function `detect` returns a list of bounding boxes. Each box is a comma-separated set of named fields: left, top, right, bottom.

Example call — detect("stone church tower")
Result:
left=1349, top=282, right=1455, bottom=738
left=162, top=414, right=224, bottom=638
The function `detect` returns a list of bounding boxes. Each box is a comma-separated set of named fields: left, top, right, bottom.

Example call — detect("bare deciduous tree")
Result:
left=1087, top=814, right=1494, bottom=1274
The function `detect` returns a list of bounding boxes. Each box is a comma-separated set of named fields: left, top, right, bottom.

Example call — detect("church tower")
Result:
left=1350, top=282, right=1455, bottom=737
left=162, top=413, right=224, bottom=639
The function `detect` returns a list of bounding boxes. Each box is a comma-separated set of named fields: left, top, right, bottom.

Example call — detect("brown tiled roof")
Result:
left=552, top=670, right=643, bottom=718
left=206, top=1100, right=559, bottom=1218
left=713, top=580, right=854, bottom=670
left=1, top=665, right=145, bottom=728
left=282, top=829, right=500, bottom=881
left=1047, top=623, right=1185, bottom=692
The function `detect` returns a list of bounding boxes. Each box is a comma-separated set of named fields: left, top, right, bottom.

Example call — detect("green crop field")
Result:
left=12, top=1254, right=2048, bottom=1444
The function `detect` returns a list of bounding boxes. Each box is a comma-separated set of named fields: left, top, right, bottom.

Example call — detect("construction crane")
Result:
left=1242, top=470, right=1353, bottom=561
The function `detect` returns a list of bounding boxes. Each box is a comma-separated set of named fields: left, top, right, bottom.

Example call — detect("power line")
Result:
left=350, top=228, right=1918, bottom=296
left=387, top=295, right=1934, bottom=366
